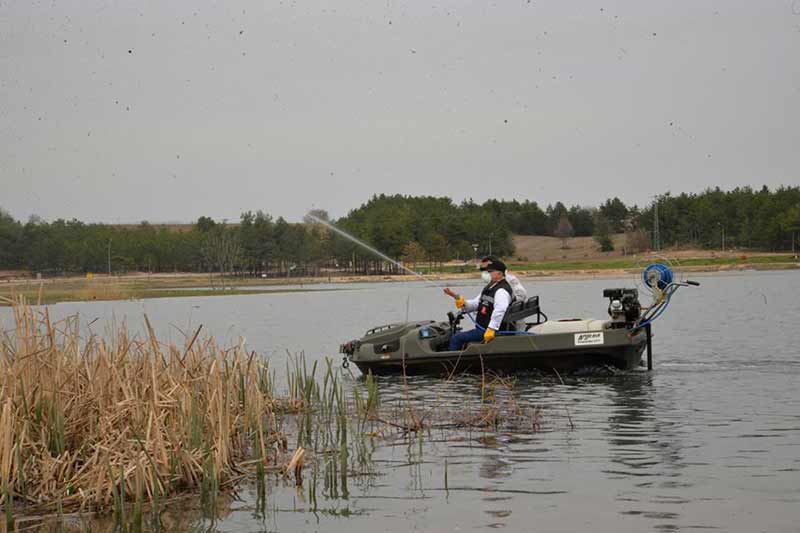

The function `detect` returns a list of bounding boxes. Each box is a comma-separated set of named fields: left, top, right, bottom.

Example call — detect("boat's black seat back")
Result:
left=501, top=296, right=540, bottom=329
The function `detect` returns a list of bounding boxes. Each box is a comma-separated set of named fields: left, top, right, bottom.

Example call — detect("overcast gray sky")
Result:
left=1, top=0, right=799, bottom=223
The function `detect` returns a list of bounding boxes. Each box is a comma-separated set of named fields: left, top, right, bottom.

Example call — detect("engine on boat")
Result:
left=603, top=288, right=641, bottom=327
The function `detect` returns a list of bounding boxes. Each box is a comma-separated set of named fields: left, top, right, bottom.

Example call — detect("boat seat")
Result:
left=529, top=319, right=610, bottom=335
left=500, top=296, right=541, bottom=330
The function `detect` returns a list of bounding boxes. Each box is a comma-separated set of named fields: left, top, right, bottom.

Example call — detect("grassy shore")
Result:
left=1, top=252, right=798, bottom=305
left=0, top=277, right=347, bottom=306
left=428, top=253, right=800, bottom=274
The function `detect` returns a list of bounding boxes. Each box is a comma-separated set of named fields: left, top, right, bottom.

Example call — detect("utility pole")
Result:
left=652, top=196, right=660, bottom=251
left=107, top=239, right=112, bottom=275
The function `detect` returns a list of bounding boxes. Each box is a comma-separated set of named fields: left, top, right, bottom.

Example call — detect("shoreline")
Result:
left=1, top=261, right=798, bottom=305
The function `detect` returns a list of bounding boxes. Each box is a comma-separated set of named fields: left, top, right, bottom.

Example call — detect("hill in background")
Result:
left=511, top=234, right=628, bottom=262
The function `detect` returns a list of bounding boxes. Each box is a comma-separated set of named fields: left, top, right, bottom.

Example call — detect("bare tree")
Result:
left=303, top=209, right=330, bottom=226
left=201, top=230, right=242, bottom=290
left=624, top=229, right=650, bottom=255
left=553, top=213, right=575, bottom=249
left=401, top=241, right=426, bottom=269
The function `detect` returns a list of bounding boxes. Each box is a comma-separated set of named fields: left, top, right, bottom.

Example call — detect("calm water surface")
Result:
left=3, top=271, right=799, bottom=532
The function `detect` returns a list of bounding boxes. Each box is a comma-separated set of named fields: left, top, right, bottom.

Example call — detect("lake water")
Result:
left=3, top=270, right=799, bottom=532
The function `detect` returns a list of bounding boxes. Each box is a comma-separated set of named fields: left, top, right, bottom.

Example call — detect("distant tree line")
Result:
left=0, top=186, right=797, bottom=276
left=635, top=186, right=800, bottom=251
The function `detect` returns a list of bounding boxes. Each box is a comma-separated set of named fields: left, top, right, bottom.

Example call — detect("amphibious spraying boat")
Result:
left=340, top=269, right=699, bottom=376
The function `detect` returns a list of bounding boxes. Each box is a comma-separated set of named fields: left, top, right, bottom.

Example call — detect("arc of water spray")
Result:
left=305, top=212, right=445, bottom=288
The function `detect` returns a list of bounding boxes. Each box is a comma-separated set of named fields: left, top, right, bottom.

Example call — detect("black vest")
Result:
left=476, top=279, right=512, bottom=328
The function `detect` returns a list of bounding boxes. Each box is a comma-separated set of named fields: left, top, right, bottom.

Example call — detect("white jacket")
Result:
left=506, top=272, right=528, bottom=302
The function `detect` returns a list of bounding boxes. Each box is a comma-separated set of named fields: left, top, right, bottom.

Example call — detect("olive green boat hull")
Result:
left=346, top=321, right=648, bottom=376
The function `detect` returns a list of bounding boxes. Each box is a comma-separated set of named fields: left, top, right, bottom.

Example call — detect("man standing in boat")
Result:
left=443, top=259, right=512, bottom=351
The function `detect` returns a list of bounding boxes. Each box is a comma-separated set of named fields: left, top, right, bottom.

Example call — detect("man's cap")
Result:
left=480, top=259, right=507, bottom=273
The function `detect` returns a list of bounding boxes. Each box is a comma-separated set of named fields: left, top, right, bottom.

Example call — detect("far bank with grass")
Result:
left=1, top=251, right=798, bottom=306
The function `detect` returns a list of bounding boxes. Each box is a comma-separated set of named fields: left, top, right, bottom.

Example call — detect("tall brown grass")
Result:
left=0, top=296, right=547, bottom=526
left=0, top=297, right=286, bottom=517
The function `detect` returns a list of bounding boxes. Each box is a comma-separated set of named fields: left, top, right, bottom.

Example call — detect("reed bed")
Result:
left=0, top=297, right=547, bottom=528
left=0, top=297, right=289, bottom=520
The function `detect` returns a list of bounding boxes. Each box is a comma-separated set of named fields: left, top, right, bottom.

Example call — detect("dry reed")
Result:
left=0, top=297, right=287, bottom=517
left=0, top=296, right=549, bottom=526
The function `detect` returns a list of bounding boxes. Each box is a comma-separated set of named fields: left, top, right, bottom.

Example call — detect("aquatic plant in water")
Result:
left=0, top=297, right=549, bottom=529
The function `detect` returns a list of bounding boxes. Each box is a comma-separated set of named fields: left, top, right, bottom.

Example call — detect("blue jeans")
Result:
left=449, top=328, right=485, bottom=351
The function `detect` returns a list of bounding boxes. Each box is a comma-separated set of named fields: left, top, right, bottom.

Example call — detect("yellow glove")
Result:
left=455, top=296, right=465, bottom=309
left=483, top=328, right=496, bottom=343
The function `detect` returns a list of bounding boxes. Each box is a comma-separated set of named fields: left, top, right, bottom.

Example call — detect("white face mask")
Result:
left=481, top=271, right=491, bottom=283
